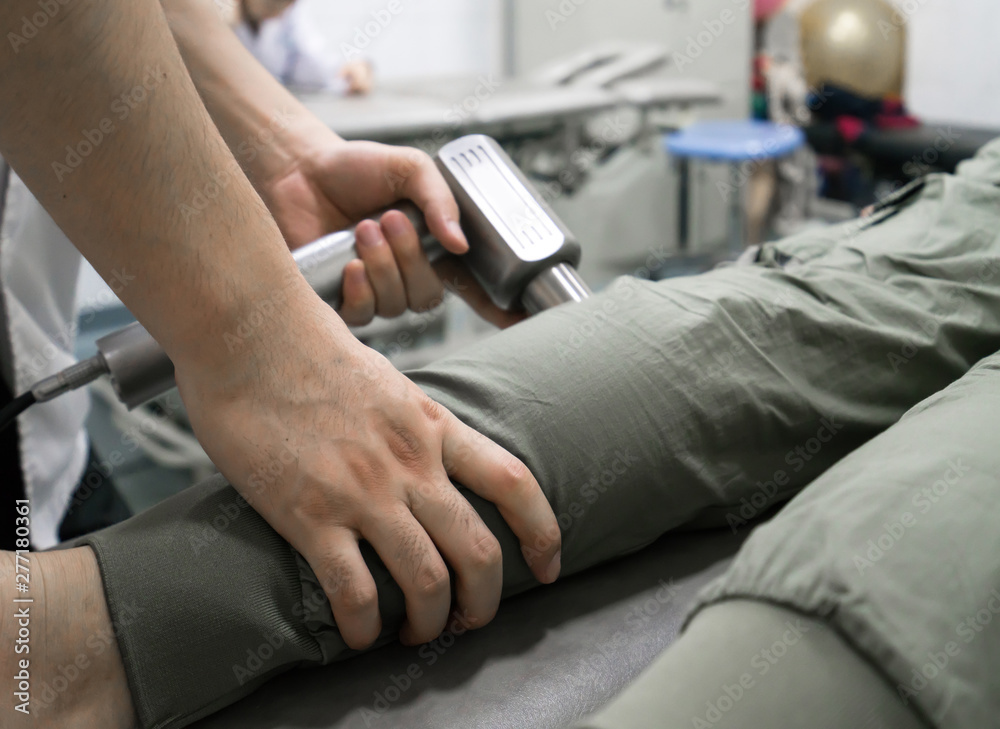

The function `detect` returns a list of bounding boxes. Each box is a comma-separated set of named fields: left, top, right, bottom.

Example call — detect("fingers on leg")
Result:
left=308, top=529, right=382, bottom=650
left=362, top=505, right=452, bottom=645
left=441, top=415, right=562, bottom=584
left=408, top=477, right=502, bottom=630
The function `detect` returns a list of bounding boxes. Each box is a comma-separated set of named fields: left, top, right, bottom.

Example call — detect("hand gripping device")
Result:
left=10, top=134, right=592, bottom=418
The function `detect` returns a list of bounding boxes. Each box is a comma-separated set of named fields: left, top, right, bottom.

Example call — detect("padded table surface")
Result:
left=299, top=76, right=721, bottom=143
left=193, top=528, right=745, bottom=729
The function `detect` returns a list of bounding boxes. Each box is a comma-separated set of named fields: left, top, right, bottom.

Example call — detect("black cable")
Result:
left=0, top=391, right=35, bottom=434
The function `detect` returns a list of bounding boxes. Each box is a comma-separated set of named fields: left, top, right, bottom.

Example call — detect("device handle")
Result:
left=297, top=201, right=448, bottom=309
left=96, top=203, right=447, bottom=409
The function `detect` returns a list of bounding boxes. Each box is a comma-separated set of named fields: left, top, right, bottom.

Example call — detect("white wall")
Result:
left=903, top=0, right=1000, bottom=128
left=296, top=0, right=503, bottom=80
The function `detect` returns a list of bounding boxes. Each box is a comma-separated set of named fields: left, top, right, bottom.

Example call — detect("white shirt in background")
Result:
left=234, top=4, right=349, bottom=93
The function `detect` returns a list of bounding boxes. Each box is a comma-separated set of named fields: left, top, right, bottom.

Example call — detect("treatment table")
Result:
left=192, top=528, right=747, bottom=729
left=299, top=75, right=722, bottom=145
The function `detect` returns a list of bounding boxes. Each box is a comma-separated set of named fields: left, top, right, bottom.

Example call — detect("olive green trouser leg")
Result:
left=572, top=601, right=927, bottom=729
left=80, top=149, right=1000, bottom=729
left=684, top=351, right=1000, bottom=729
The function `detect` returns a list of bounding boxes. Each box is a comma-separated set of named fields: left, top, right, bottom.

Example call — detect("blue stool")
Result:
left=665, top=120, right=805, bottom=254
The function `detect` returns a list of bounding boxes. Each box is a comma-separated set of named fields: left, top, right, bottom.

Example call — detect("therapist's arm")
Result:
left=0, top=0, right=560, bottom=649
left=161, top=0, right=518, bottom=326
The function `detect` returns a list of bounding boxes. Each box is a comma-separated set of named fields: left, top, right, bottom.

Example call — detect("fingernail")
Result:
left=356, top=223, right=381, bottom=249
left=381, top=211, right=409, bottom=237
left=448, top=220, right=468, bottom=248
left=544, top=550, right=561, bottom=584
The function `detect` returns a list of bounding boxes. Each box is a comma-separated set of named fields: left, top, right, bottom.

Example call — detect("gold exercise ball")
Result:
left=800, top=0, right=906, bottom=98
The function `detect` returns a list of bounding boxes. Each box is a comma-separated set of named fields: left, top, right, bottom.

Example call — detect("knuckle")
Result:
left=337, top=580, right=378, bottom=616
left=289, top=484, right=340, bottom=526
left=386, top=424, right=425, bottom=467
left=413, top=563, right=451, bottom=600
left=419, top=397, right=448, bottom=424
left=466, top=533, right=502, bottom=572
left=498, top=454, right=533, bottom=493
left=408, top=148, right=433, bottom=168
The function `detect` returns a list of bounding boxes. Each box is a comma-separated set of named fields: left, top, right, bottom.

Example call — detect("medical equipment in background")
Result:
left=300, top=42, right=720, bottom=194
left=0, top=135, right=591, bottom=428
left=501, top=0, right=753, bottom=272
left=800, top=0, right=906, bottom=100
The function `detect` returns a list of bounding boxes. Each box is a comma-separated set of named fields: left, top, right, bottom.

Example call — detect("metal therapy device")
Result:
left=0, top=134, right=591, bottom=426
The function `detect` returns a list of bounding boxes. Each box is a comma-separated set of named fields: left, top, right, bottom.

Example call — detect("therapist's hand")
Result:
left=259, top=130, right=518, bottom=327
left=175, top=292, right=562, bottom=650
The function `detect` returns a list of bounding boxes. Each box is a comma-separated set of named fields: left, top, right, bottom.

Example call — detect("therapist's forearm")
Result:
left=0, top=0, right=335, bottom=370
left=161, top=0, right=339, bottom=189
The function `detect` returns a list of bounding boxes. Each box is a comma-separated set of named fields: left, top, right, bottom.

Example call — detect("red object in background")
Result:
left=755, top=0, right=786, bottom=21
left=836, top=116, right=867, bottom=144
left=878, top=96, right=920, bottom=130
left=753, top=54, right=768, bottom=93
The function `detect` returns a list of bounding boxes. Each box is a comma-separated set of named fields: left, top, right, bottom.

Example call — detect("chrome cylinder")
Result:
left=522, top=263, right=593, bottom=314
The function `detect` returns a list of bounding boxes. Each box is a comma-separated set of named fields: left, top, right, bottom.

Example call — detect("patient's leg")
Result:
left=0, top=549, right=135, bottom=728
left=573, top=601, right=927, bottom=729
left=66, top=156, right=1000, bottom=728
left=573, top=348, right=1000, bottom=729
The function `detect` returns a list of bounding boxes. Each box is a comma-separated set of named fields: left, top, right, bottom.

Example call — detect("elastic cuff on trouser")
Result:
left=83, top=165, right=1000, bottom=729
left=80, top=477, right=323, bottom=729
left=686, top=352, right=1000, bottom=729
left=574, top=600, right=927, bottom=729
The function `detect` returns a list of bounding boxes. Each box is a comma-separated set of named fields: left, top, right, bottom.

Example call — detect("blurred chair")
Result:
left=665, top=120, right=805, bottom=253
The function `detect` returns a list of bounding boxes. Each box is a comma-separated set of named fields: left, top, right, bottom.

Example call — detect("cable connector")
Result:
left=30, top=356, right=108, bottom=404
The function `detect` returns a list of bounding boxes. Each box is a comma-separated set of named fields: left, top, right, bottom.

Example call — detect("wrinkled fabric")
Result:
left=83, top=139, right=1000, bottom=729
left=689, top=352, right=1000, bottom=728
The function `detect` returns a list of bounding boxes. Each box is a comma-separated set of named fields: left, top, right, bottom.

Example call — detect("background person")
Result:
left=226, top=0, right=374, bottom=93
